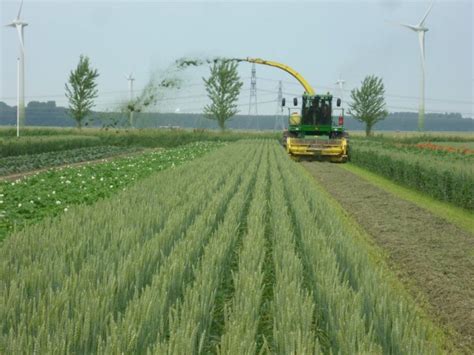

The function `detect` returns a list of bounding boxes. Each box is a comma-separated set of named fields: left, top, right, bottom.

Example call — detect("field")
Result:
left=0, top=128, right=473, bottom=353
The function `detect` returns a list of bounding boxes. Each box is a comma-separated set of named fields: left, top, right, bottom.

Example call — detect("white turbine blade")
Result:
left=417, top=32, right=426, bottom=77
left=399, top=23, right=419, bottom=31
left=419, top=1, right=434, bottom=27
left=418, top=32, right=425, bottom=67
left=17, top=0, right=24, bottom=20
left=16, top=25, right=24, bottom=52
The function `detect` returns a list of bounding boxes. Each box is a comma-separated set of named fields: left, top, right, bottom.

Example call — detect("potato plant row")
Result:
left=0, top=145, right=140, bottom=176
left=0, top=141, right=447, bottom=354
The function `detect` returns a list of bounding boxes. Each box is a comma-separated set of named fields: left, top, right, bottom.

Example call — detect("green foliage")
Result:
left=0, top=146, right=139, bottom=176
left=0, top=128, right=278, bottom=157
left=349, top=75, right=388, bottom=136
left=0, top=141, right=448, bottom=353
left=0, top=142, right=220, bottom=241
left=350, top=140, right=474, bottom=210
left=0, top=135, right=104, bottom=157
left=203, top=61, right=243, bottom=130
left=65, top=55, right=100, bottom=129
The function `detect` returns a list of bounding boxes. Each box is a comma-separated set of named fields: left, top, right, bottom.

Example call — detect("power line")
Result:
left=258, top=76, right=474, bottom=105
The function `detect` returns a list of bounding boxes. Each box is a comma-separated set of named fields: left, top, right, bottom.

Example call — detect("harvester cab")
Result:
left=237, top=57, right=349, bottom=162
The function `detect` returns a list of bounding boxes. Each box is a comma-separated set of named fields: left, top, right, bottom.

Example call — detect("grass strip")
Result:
left=342, top=163, right=473, bottom=234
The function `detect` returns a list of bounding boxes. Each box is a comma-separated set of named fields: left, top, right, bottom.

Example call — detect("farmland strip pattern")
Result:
left=0, top=140, right=450, bottom=354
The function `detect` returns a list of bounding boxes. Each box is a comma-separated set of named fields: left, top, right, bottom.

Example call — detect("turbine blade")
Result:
left=419, top=1, right=434, bottom=27
left=16, top=25, right=24, bottom=52
left=399, top=23, right=419, bottom=31
left=418, top=31, right=425, bottom=69
left=17, top=0, right=24, bottom=20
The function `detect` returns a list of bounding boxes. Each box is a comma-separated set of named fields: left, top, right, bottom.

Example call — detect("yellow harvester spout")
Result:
left=236, top=57, right=315, bottom=95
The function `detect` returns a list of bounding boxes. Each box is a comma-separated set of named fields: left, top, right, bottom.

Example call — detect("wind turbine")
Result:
left=335, top=78, right=346, bottom=103
left=397, top=1, right=434, bottom=131
left=6, top=0, right=28, bottom=135
left=125, top=73, right=135, bottom=127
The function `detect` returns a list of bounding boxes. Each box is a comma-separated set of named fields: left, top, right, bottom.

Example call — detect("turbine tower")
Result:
left=397, top=1, right=434, bottom=131
left=6, top=0, right=28, bottom=133
left=335, top=78, right=346, bottom=103
left=126, top=73, right=135, bottom=127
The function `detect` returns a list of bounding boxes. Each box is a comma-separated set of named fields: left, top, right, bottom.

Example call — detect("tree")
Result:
left=203, top=60, right=243, bottom=130
left=349, top=75, right=388, bottom=136
left=65, top=55, right=99, bottom=129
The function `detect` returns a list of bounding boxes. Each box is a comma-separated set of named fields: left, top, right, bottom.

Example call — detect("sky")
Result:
left=1, top=0, right=473, bottom=118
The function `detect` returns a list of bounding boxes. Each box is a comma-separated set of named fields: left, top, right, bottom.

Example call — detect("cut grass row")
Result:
left=0, top=140, right=449, bottom=353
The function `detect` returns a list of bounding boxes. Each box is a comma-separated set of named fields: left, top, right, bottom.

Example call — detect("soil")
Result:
left=303, top=161, right=474, bottom=353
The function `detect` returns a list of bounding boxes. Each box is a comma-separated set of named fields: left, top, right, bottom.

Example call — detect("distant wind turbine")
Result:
left=126, top=73, right=135, bottom=127
left=396, top=1, right=434, bottom=131
left=335, top=78, right=346, bottom=103
left=6, top=0, right=28, bottom=135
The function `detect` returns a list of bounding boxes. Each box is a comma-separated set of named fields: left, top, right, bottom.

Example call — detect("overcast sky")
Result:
left=1, top=0, right=473, bottom=118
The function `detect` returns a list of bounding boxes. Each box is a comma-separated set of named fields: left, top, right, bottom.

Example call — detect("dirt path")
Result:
left=303, top=162, right=474, bottom=353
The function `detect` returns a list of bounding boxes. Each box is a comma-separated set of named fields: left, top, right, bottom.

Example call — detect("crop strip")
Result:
left=268, top=147, right=319, bottom=354
left=217, top=144, right=269, bottom=354
left=151, top=143, right=262, bottom=354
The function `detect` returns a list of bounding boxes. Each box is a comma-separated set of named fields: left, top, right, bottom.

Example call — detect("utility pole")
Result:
left=126, top=73, right=135, bottom=127
left=248, top=63, right=258, bottom=130
left=274, top=80, right=284, bottom=131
